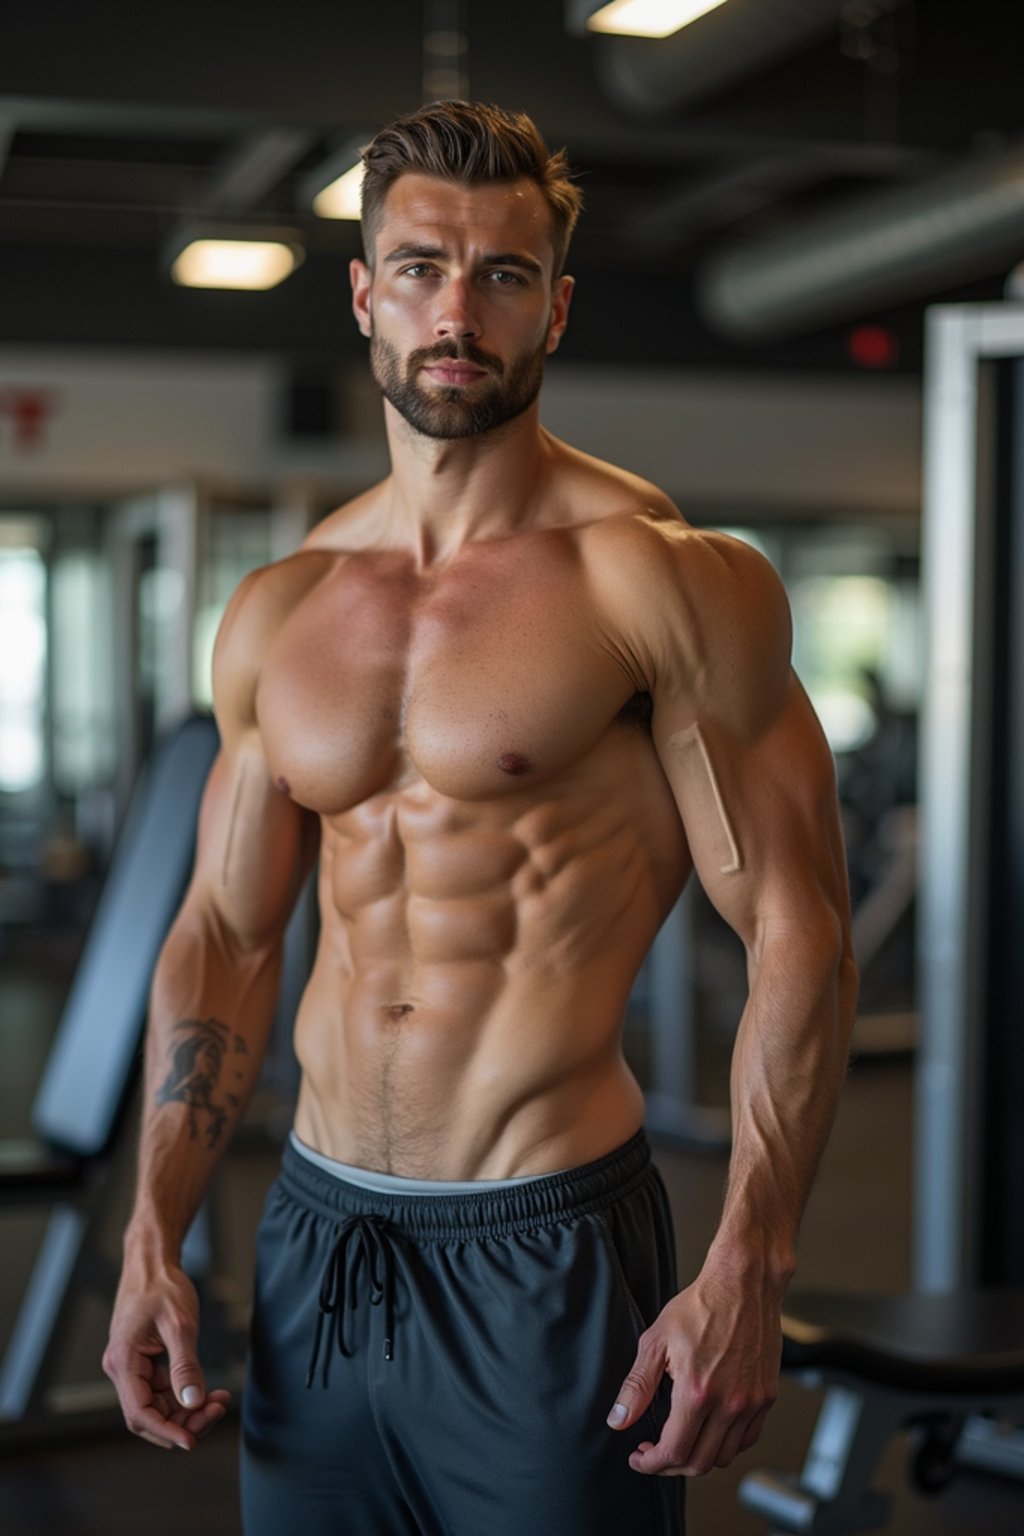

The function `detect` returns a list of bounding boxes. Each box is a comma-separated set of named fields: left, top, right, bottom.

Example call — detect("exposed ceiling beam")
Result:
left=630, top=155, right=834, bottom=250
left=543, top=118, right=939, bottom=178
left=0, top=93, right=272, bottom=138
left=193, top=128, right=319, bottom=216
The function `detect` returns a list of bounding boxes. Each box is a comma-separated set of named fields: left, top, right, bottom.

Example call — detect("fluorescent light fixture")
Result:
left=300, top=137, right=369, bottom=222
left=164, top=224, right=305, bottom=290
left=586, top=0, right=728, bottom=38
left=311, top=160, right=364, bottom=221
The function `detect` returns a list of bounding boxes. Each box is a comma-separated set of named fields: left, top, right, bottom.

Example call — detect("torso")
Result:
left=251, top=474, right=695, bottom=1178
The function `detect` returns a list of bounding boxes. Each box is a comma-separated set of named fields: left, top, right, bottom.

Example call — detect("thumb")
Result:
left=168, top=1348, right=206, bottom=1410
left=606, top=1346, right=660, bottom=1431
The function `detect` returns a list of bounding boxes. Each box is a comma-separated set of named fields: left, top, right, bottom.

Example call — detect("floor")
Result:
left=1, top=954, right=1022, bottom=1535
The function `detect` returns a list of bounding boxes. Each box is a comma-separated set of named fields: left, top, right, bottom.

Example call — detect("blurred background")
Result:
left=1, top=2, right=1023, bottom=1532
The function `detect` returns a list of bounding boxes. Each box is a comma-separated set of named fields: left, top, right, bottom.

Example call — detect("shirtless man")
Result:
left=104, top=101, right=858, bottom=1535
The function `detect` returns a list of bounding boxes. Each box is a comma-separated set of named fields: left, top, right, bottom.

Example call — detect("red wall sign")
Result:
left=0, top=388, right=61, bottom=450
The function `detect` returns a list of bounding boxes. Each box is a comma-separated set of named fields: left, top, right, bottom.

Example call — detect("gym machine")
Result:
left=740, top=300, right=1024, bottom=1531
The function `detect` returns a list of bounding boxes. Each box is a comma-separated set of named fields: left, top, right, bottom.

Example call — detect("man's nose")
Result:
left=434, top=279, right=481, bottom=341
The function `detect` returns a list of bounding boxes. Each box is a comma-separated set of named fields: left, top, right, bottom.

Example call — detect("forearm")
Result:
left=707, top=918, right=858, bottom=1285
left=126, top=906, right=284, bottom=1262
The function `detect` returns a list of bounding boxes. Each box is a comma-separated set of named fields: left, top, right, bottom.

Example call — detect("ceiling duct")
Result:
left=592, top=0, right=865, bottom=118
left=698, top=139, right=1024, bottom=339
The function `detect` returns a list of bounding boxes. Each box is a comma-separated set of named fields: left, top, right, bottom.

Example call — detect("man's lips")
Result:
left=421, top=361, right=490, bottom=385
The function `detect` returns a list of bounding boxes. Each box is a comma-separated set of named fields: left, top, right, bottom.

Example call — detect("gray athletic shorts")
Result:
left=240, top=1129, right=685, bottom=1535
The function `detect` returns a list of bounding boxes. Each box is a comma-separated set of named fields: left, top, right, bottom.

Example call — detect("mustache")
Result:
left=407, top=341, right=503, bottom=377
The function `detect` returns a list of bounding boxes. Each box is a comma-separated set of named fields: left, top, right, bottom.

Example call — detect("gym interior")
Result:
left=2, top=4, right=1023, bottom=1532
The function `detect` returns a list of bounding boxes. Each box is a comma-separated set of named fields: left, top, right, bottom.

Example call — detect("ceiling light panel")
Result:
left=165, top=226, right=305, bottom=290
left=311, top=160, right=364, bottom=221
left=586, top=0, right=729, bottom=38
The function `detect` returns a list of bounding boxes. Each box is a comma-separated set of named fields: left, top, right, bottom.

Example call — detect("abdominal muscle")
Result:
left=291, top=751, right=689, bottom=1180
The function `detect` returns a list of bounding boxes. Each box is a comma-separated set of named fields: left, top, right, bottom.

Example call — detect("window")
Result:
left=0, top=546, right=47, bottom=793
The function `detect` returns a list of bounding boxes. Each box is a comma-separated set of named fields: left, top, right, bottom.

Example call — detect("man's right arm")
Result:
left=103, top=567, right=320, bottom=1450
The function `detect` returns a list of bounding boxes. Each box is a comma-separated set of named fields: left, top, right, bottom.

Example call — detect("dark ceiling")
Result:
left=1, top=0, right=1021, bottom=376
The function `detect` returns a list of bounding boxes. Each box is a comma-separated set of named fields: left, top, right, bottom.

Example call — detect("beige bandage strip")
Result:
left=220, top=757, right=248, bottom=887
left=667, top=723, right=743, bottom=874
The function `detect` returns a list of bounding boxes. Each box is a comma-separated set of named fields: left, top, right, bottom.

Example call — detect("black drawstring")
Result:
left=306, top=1214, right=396, bottom=1388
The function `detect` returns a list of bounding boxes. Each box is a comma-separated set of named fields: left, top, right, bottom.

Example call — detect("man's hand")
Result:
left=103, top=1262, right=231, bottom=1451
left=606, top=1264, right=782, bottom=1477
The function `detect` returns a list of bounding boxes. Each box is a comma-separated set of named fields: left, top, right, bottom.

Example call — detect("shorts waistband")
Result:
left=277, top=1127, right=653, bottom=1241
left=289, top=1130, right=557, bottom=1196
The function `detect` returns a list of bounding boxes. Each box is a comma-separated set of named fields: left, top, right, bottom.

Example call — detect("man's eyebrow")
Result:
left=482, top=252, right=544, bottom=275
left=383, top=243, right=447, bottom=264
left=381, top=243, right=544, bottom=275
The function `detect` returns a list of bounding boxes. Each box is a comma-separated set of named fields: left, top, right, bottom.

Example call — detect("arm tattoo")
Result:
left=155, top=1017, right=248, bottom=1148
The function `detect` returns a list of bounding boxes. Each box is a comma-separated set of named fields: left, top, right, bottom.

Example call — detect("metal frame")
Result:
left=740, top=1365, right=1024, bottom=1534
left=915, top=302, right=1024, bottom=1291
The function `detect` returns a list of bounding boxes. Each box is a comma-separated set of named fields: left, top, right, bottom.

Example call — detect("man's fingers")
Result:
left=183, top=1389, right=232, bottom=1439
left=123, top=1392, right=195, bottom=1451
left=606, top=1332, right=664, bottom=1430
left=629, top=1391, right=774, bottom=1477
left=139, top=1431, right=178, bottom=1452
left=628, top=1417, right=704, bottom=1477
left=129, top=1385, right=231, bottom=1449
left=706, top=1407, right=758, bottom=1470
left=739, top=1403, right=771, bottom=1452
left=105, top=1339, right=218, bottom=1451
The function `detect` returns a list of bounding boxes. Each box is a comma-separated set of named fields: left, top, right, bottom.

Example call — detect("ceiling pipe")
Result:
left=590, top=0, right=866, bottom=118
left=698, top=138, right=1024, bottom=339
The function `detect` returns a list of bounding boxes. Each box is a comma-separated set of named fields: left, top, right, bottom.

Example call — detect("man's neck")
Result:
left=382, top=398, right=553, bottom=567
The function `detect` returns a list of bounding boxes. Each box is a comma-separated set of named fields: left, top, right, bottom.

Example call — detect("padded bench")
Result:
left=0, top=714, right=220, bottom=1437
left=740, top=1290, right=1024, bottom=1533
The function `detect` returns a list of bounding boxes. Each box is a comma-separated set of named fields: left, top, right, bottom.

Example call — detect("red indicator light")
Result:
left=848, top=325, right=900, bottom=369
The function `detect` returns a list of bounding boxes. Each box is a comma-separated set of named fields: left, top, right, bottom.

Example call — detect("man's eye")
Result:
left=488, top=270, right=525, bottom=285
left=401, top=264, right=434, bottom=278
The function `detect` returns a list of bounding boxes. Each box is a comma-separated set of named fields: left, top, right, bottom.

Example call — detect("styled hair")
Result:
left=360, top=101, right=583, bottom=276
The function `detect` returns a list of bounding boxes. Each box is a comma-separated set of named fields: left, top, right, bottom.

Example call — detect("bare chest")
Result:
left=255, top=546, right=641, bottom=813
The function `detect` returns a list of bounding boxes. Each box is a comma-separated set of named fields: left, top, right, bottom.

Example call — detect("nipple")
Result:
left=275, top=775, right=292, bottom=796
left=496, top=752, right=532, bottom=776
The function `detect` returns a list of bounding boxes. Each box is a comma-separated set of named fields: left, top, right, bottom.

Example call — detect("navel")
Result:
left=496, top=751, right=532, bottom=776
left=383, top=1003, right=415, bottom=1021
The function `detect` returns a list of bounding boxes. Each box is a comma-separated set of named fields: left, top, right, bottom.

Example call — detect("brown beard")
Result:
left=369, top=331, right=548, bottom=440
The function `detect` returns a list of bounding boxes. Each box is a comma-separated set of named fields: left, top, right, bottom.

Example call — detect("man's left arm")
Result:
left=608, top=530, right=859, bottom=1477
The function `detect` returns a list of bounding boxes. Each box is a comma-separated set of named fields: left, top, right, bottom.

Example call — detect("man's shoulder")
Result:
left=579, top=505, right=791, bottom=727
left=220, top=482, right=390, bottom=632
left=554, top=438, right=765, bottom=579
left=577, top=487, right=777, bottom=617
left=549, top=436, right=680, bottom=533
left=210, top=547, right=336, bottom=733
left=219, top=547, right=336, bottom=640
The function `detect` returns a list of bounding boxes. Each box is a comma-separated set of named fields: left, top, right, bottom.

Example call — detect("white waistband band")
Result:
left=288, top=1131, right=560, bottom=1196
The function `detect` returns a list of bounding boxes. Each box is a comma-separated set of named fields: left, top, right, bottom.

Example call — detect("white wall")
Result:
left=542, top=363, right=922, bottom=516
left=0, top=348, right=922, bottom=515
left=0, top=350, right=387, bottom=498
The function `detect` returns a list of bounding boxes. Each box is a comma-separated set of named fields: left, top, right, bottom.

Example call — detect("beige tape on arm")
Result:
left=667, top=723, right=743, bottom=875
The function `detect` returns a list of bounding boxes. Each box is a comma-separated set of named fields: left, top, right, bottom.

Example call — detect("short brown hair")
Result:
left=360, top=100, right=583, bottom=277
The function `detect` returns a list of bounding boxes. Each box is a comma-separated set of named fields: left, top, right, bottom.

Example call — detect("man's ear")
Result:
left=350, top=258, right=372, bottom=338
left=545, top=275, right=575, bottom=355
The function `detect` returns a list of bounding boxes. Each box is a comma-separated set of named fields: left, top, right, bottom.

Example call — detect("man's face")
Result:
left=350, top=174, right=573, bottom=440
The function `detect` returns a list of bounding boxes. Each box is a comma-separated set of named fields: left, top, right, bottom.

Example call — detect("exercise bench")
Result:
left=740, top=1289, right=1024, bottom=1533
left=0, top=713, right=220, bottom=1442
